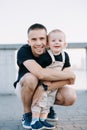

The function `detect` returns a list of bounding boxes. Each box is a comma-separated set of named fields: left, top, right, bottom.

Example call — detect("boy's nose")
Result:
left=55, top=41, right=59, bottom=44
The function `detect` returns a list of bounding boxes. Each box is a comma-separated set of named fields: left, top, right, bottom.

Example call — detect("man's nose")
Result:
left=36, top=40, right=42, bottom=45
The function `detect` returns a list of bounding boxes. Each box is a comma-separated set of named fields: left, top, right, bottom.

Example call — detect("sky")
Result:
left=0, top=0, right=87, bottom=44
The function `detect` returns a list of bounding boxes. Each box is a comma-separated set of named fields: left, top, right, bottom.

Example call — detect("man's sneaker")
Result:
left=22, top=116, right=25, bottom=125
left=47, top=106, right=58, bottom=121
left=22, top=112, right=32, bottom=125
left=31, top=121, right=45, bottom=130
left=22, top=112, right=32, bottom=129
left=40, top=120, right=55, bottom=129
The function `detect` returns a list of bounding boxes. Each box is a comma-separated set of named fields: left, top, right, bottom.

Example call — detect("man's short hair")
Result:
left=27, top=23, right=47, bottom=34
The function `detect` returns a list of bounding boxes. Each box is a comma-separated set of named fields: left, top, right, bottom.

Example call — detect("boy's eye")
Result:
left=52, top=40, right=55, bottom=42
left=59, top=39, right=62, bottom=42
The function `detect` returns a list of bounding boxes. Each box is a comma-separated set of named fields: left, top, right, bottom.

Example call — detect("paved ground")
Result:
left=0, top=90, right=87, bottom=130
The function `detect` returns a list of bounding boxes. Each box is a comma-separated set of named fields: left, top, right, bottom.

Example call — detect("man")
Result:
left=14, top=23, right=77, bottom=129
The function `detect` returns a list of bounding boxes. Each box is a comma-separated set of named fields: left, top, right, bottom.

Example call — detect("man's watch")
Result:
left=42, top=83, right=48, bottom=91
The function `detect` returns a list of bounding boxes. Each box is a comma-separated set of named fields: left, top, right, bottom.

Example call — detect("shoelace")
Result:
left=33, top=121, right=43, bottom=127
left=24, top=115, right=32, bottom=122
left=40, top=120, right=54, bottom=127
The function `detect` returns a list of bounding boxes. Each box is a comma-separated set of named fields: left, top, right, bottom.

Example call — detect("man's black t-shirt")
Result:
left=14, top=44, right=71, bottom=88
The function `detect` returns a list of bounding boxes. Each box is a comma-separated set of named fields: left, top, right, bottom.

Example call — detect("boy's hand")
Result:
left=42, top=81, right=51, bottom=88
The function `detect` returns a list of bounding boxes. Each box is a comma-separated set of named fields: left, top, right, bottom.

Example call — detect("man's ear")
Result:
left=27, top=40, right=29, bottom=43
left=27, top=40, right=31, bottom=46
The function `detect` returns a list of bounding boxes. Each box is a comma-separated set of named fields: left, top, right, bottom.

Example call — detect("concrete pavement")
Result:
left=0, top=90, right=87, bottom=130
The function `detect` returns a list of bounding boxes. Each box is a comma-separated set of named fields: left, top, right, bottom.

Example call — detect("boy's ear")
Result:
left=64, top=42, right=67, bottom=48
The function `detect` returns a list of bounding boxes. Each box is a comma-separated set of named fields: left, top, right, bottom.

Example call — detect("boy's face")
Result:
left=28, top=29, right=47, bottom=57
left=48, top=32, right=67, bottom=55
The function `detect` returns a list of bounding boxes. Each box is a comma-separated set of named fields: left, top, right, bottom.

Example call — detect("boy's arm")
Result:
left=42, top=80, right=70, bottom=91
left=43, top=78, right=75, bottom=91
left=23, top=60, right=75, bottom=81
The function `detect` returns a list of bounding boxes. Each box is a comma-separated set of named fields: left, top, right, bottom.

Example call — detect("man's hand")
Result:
left=67, top=78, right=75, bottom=85
left=32, top=85, right=44, bottom=107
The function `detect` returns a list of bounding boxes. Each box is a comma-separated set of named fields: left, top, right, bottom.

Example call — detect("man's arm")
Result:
left=23, top=60, right=75, bottom=81
left=62, top=67, right=76, bottom=84
left=41, top=65, right=76, bottom=90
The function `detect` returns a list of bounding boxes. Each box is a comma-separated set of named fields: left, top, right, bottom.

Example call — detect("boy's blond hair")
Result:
left=48, top=29, right=66, bottom=40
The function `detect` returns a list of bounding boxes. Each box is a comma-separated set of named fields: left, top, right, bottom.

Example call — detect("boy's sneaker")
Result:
left=40, top=120, right=55, bottom=129
left=22, top=112, right=32, bottom=129
left=47, top=106, right=58, bottom=121
left=31, top=121, right=45, bottom=130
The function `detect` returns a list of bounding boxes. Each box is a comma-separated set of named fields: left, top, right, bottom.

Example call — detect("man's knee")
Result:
left=20, top=73, right=38, bottom=91
left=55, top=86, right=77, bottom=106
left=64, top=87, right=77, bottom=105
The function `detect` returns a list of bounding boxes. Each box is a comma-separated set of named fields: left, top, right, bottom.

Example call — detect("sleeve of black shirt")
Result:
left=63, top=52, right=71, bottom=69
left=17, top=45, right=33, bottom=66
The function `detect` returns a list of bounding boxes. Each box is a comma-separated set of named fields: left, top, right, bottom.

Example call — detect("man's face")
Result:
left=28, top=29, right=47, bottom=57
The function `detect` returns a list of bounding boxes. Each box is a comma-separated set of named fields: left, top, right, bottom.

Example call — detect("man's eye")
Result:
left=40, top=37, right=45, bottom=40
left=32, top=38, right=36, bottom=41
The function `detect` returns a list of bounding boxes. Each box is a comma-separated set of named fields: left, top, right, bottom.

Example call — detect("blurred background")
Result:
left=0, top=0, right=87, bottom=43
left=0, top=0, right=87, bottom=94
